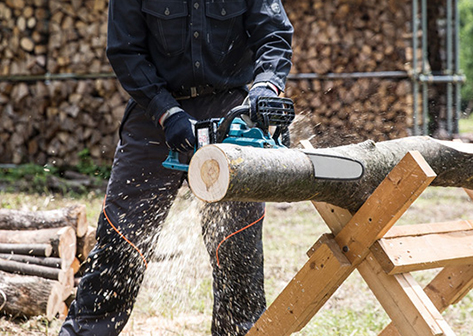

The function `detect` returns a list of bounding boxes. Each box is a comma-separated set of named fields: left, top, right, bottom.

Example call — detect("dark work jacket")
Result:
left=106, top=0, right=293, bottom=122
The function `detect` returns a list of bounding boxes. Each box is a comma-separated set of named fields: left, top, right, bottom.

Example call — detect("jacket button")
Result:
left=194, top=31, right=199, bottom=38
left=164, top=7, right=170, bottom=15
left=195, top=61, right=201, bottom=68
left=221, top=8, right=226, bottom=16
left=194, top=2, right=199, bottom=9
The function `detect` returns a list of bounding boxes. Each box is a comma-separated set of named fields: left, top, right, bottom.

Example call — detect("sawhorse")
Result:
left=247, top=151, right=473, bottom=336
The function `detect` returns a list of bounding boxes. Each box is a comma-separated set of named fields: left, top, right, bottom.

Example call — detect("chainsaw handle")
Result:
left=216, top=105, right=250, bottom=143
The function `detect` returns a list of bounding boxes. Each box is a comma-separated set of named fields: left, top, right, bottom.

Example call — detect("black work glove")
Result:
left=248, top=85, right=279, bottom=122
left=163, top=110, right=196, bottom=153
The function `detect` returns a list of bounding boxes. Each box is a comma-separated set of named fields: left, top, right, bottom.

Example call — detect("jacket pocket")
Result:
left=142, top=0, right=189, bottom=56
left=205, top=0, right=247, bottom=57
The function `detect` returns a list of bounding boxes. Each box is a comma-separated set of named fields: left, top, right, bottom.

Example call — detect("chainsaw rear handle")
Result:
left=216, top=97, right=295, bottom=144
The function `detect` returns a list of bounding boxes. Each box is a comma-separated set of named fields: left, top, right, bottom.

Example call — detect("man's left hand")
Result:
left=248, top=84, right=279, bottom=122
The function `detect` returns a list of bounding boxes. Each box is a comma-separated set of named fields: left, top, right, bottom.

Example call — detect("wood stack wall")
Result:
left=0, top=0, right=417, bottom=165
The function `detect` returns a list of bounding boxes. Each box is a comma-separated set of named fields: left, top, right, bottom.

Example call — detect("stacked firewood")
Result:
left=1, top=0, right=422, bottom=165
left=283, top=0, right=418, bottom=147
left=0, top=0, right=49, bottom=76
left=0, top=79, right=129, bottom=166
left=0, top=204, right=96, bottom=320
left=47, top=0, right=110, bottom=74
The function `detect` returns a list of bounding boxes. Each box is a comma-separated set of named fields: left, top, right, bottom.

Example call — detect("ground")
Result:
left=1, top=186, right=473, bottom=335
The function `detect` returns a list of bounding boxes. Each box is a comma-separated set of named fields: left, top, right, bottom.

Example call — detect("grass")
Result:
left=459, top=112, right=473, bottom=134
left=0, top=186, right=472, bottom=335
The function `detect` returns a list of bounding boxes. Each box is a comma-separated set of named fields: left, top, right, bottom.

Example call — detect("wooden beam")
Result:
left=372, top=221, right=473, bottom=274
left=378, top=264, right=473, bottom=336
left=246, top=234, right=352, bottom=336
left=248, top=151, right=435, bottom=335
left=378, top=189, right=473, bottom=336
left=465, top=188, right=473, bottom=201
left=359, top=253, right=456, bottom=336
left=312, top=203, right=457, bottom=336
left=333, top=151, right=436, bottom=265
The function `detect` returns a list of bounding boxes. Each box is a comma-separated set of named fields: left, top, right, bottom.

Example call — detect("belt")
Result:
left=172, top=85, right=217, bottom=100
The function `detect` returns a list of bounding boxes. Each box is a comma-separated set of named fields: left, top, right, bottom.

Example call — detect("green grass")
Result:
left=0, top=186, right=473, bottom=335
left=459, top=112, right=473, bottom=134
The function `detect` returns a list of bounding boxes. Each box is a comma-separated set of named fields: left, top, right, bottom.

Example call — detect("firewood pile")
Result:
left=0, top=79, right=129, bottom=166
left=284, top=0, right=418, bottom=148
left=1, top=0, right=421, bottom=165
left=0, top=0, right=129, bottom=167
left=0, top=204, right=96, bottom=320
left=47, top=0, right=109, bottom=74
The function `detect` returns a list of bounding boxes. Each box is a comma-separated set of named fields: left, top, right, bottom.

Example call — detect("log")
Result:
left=0, top=258, right=61, bottom=280
left=0, top=205, right=88, bottom=237
left=76, top=226, right=96, bottom=262
left=0, top=254, right=62, bottom=269
left=0, top=226, right=76, bottom=268
left=0, top=270, right=64, bottom=320
left=188, top=136, right=473, bottom=212
left=0, top=243, right=52, bottom=257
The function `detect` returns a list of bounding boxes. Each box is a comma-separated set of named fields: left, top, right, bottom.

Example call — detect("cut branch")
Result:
left=188, top=136, right=473, bottom=212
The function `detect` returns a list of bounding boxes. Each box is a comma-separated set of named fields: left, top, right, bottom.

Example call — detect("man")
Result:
left=59, top=0, right=293, bottom=335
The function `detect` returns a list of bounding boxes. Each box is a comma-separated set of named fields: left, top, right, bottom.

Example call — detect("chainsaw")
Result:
left=162, top=97, right=364, bottom=180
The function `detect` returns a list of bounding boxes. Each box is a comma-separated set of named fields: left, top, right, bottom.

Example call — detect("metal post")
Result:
left=412, top=0, right=420, bottom=135
left=446, top=0, right=454, bottom=135
left=454, top=0, right=461, bottom=134
left=421, top=0, right=428, bottom=135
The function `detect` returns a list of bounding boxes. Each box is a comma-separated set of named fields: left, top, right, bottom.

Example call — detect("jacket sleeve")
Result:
left=106, top=0, right=179, bottom=124
left=245, top=0, right=294, bottom=92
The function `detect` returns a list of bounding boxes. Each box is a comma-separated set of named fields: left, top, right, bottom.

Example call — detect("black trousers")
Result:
left=59, top=89, right=266, bottom=336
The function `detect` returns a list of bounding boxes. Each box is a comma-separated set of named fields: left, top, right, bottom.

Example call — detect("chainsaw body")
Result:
left=162, top=97, right=294, bottom=172
left=162, top=97, right=365, bottom=181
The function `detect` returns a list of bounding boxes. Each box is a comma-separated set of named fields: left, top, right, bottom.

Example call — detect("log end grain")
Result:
left=189, top=145, right=230, bottom=203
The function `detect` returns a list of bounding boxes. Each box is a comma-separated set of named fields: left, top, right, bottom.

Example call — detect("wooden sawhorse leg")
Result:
left=377, top=188, right=473, bottom=335
left=247, top=151, right=439, bottom=336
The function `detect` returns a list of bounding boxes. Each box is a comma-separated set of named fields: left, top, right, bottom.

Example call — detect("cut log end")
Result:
left=189, top=145, right=230, bottom=203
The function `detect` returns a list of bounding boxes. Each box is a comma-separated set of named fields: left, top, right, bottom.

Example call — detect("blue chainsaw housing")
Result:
left=162, top=118, right=285, bottom=172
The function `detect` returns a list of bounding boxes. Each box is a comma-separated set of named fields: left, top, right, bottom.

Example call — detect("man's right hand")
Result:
left=162, top=109, right=196, bottom=153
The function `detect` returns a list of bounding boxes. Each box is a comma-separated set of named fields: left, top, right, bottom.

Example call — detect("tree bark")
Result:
left=0, top=270, right=64, bottom=320
left=0, top=258, right=61, bottom=280
left=0, top=205, right=88, bottom=237
left=76, top=226, right=96, bottom=262
left=188, top=136, right=473, bottom=212
left=0, top=254, right=62, bottom=269
left=0, top=243, right=52, bottom=257
left=0, top=226, right=76, bottom=268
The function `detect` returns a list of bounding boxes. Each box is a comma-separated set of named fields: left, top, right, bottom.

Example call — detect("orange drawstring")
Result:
left=102, top=196, right=148, bottom=268
left=215, top=210, right=266, bottom=267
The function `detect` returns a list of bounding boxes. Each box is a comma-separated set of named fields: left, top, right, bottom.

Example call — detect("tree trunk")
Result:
left=0, top=270, right=64, bottom=320
left=188, top=136, right=473, bottom=212
left=0, top=205, right=88, bottom=237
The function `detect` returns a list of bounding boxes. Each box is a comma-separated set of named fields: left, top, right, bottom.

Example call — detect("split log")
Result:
left=0, top=270, right=64, bottom=320
left=188, top=136, right=473, bottom=212
left=0, top=226, right=76, bottom=268
left=0, top=243, right=52, bottom=257
left=0, top=205, right=88, bottom=237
